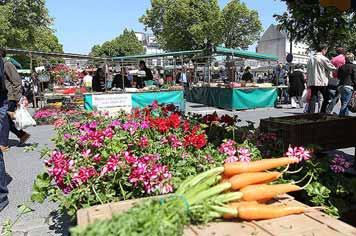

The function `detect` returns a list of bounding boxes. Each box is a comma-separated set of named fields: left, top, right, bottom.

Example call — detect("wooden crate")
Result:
left=77, top=195, right=356, bottom=236
left=260, top=114, right=356, bottom=151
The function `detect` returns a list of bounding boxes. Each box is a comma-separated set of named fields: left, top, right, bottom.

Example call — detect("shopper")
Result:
left=306, top=44, right=336, bottom=113
left=82, top=71, right=93, bottom=92
left=326, top=47, right=346, bottom=113
left=1, top=49, right=30, bottom=149
left=242, top=67, right=253, bottom=83
left=289, top=64, right=306, bottom=108
left=337, top=53, right=356, bottom=116
left=0, top=49, right=9, bottom=212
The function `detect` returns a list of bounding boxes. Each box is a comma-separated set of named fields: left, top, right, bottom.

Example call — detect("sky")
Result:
left=46, top=0, right=287, bottom=54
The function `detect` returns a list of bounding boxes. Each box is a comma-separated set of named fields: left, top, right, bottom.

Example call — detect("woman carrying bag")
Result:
left=337, top=53, right=356, bottom=116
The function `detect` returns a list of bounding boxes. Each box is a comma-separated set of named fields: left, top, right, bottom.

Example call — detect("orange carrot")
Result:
left=228, top=172, right=281, bottom=190
left=224, top=157, right=298, bottom=176
left=223, top=201, right=259, bottom=219
left=240, top=184, right=301, bottom=201
left=237, top=204, right=306, bottom=220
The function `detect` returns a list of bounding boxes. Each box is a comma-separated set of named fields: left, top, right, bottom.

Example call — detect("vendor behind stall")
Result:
left=112, top=68, right=131, bottom=90
left=137, top=61, right=153, bottom=89
left=92, top=67, right=106, bottom=92
left=242, top=66, right=254, bottom=83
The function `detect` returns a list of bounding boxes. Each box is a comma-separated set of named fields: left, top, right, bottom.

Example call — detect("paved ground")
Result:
left=0, top=102, right=353, bottom=235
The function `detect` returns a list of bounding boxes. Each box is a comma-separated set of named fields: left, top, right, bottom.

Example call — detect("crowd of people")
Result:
left=287, top=45, right=356, bottom=116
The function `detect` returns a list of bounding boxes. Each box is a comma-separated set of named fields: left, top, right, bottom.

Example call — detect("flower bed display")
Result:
left=31, top=105, right=356, bottom=223
left=32, top=103, right=257, bottom=217
left=33, top=105, right=88, bottom=126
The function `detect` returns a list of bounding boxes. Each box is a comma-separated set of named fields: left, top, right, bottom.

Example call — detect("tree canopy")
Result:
left=222, top=0, right=262, bottom=50
left=140, top=0, right=262, bottom=51
left=274, top=0, right=356, bottom=51
left=0, top=0, right=62, bottom=52
left=90, top=29, right=145, bottom=57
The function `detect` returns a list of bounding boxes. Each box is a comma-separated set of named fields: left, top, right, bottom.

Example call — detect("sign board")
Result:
left=91, top=94, right=132, bottom=114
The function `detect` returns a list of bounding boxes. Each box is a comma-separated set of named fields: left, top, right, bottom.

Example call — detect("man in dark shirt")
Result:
left=137, top=61, right=153, bottom=88
left=242, top=67, right=254, bottom=83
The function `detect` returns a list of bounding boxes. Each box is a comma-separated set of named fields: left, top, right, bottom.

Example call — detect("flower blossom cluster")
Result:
left=218, top=140, right=251, bottom=163
left=330, top=154, right=352, bottom=173
left=45, top=151, right=74, bottom=193
left=126, top=153, right=173, bottom=194
left=285, top=146, right=311, bottom=162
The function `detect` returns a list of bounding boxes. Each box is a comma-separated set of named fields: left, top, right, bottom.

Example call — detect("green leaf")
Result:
left=31, top=191, right=46, bottom=203
left=17, top=204, right=34, bottom=214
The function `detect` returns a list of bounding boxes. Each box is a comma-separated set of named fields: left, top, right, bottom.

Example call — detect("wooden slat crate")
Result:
left=77, top=195, right=356, bottom=236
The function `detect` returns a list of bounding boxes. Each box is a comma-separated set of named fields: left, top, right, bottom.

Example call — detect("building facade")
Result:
left=256, top=25, right=310, bottom=65
left=135, top=32, right=164, bottom=67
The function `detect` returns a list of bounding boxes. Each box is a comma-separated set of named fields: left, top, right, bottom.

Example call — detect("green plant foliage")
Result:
left=275, top=0, right=356, bottom=51
left=90, top=29, right=144, bottom=57
left=140, top=0, right=262, bottom=51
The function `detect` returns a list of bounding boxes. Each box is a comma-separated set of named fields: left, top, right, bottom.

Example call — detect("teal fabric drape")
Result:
left=187, top=87, right=277, bottom=110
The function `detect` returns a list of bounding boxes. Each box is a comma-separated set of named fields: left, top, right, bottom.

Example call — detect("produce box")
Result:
left=77, top=195, right=356, bottom=236
left=260, top=114, right=356, bottom=151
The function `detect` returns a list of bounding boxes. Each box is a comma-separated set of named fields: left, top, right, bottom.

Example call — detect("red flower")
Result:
left=220, top=115, right=235, bottom=126
left=168, top=113, right=181, bottom=128
left=184, top=133, right=207, bottom=149
left=182, top=120, right=190, bottom=132
left=152, top=118, right=169, bottom=133
left=202, top=112, right=219, bottom=124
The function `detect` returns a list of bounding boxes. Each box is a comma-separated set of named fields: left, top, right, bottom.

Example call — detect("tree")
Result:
left=140, top=0, right=222, bottom=51
left=221, top=0, right=262, bottom=49
left=0, top=0, right=62, bottom=52
left=90, top=29, right=144, bottom=57
left=274, top=0, right=356, bottom=51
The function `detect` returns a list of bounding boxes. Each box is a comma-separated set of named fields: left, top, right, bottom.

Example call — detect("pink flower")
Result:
left=330, top=154, right=352, bottom=173
left=139, top=136, right=149, bottom=148
left=224, top=156, right=239, bottom=163
left=93, top=154, right=102, bottom=163
left=286, top=146, right=311, bottom=162
left=140, top=120, right=150, bottom=129
left=238, top=148, right=251, bottom=162
left=100, top=155, right=120, bottom=176
left=82, top=149, right=91, bottom=158
left=218, top=140, right=237, bottom=157
left=111, top=120, right=121, bottom=128
left=151, top=100, right=159, bottom=109
left=103, top=127, right=114, bottom=139
left=73, top=167, right=97, bottom=185
left=167, top=135, right=182, bottom=148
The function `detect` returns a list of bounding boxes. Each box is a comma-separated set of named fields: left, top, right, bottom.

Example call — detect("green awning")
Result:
left=214, top=47, right=278, bottom=61
left=5, top=57, right=22, bottom=69
left=113, top=49, right=204, bottom=61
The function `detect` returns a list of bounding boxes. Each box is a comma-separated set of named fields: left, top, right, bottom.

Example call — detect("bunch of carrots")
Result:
left=72, top=157, right=310, bottom=236
left=221, top=157, right=307, bottom=220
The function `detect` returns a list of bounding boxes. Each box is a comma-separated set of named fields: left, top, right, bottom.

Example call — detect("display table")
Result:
left=77, top=194, right=356, bottom=236
left=83, top=90, right=184, bottom=113
left=187, top=87, right=278, bottom=110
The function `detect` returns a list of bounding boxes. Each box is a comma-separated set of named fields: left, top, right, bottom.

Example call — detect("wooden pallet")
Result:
left=77, top=195, right=356, bottom=236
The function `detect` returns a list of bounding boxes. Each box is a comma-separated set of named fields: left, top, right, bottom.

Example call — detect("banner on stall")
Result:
left=91, top=94, right=132, bottom=113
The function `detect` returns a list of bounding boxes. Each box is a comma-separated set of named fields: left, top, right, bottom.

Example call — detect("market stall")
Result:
left=83, top=89, right=184, bottom=113
left=187, top=85, right=278, bottom=110
left=184, top=47, right=279, bottom=110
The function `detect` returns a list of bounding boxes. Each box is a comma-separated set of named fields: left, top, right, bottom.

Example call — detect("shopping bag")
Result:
left=301, top=88, right=311, bottom=103
left=14, top=105, right=37, bottom=130
left=348, top=91, right=356, bottom=113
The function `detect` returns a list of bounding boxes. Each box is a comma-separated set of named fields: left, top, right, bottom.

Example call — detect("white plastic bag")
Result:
left=14, top=99, right=36, bottom=130
left=301, top=88, right=308, bottom=103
